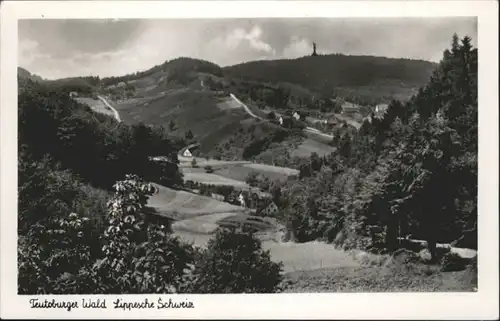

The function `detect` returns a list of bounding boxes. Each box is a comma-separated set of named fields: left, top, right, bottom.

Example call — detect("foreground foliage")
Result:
left=18, top=175, right=283, bottom=294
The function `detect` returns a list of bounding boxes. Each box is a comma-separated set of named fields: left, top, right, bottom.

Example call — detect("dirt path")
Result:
left=229, top=93, right=261, bottom=119
left=97, top=95, right=122, bottom=122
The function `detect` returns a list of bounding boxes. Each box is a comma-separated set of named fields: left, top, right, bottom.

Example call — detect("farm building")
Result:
left=375, top=103, right=389, bottom=115
left=259, top=201, right=279, bottom=216
left=278, top=116, right=294, bottom=128
left=210, top=193, right=225, bottom=201
left=108, top=81, right=127, bottom=90
left=341, top=101, right=360, bottom=115
left=69, top=91, right=78, bottom=98
left=238, top=193, right=246, bottom=208
left=305, top=116, right=328, bottom=125
left=292, top=111, right=301, bottom=121
left=183, top=149, right=193, bottom=157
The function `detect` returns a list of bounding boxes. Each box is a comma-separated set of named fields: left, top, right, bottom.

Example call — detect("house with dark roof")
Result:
left=258, top=200, right=279, bottom=217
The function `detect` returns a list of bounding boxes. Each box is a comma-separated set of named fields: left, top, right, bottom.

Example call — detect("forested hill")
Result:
left=223, top=54, right=438, bottom=103
left=18, top=67, right=44, bottom=82
left=278, top=35, right=477, bottom=258
left=18, top=66, right=102, bottom=95
left=99, top=57, right=223, bottom=87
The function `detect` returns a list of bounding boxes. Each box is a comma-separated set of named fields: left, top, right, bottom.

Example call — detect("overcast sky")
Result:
left=19, top=18, right=477, bottom=80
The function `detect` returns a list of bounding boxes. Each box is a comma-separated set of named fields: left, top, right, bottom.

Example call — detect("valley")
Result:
left=17, top=32, right=478, bottom=294
left=70, top=70, right=376, bottom=275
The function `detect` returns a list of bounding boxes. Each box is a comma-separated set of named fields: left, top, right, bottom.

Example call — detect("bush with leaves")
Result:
left=92, top=174, right=195, bottom=293
left=189, top=228, right=283, bottom=293
left=18, top=174, right=197, bottom=294
left=440, top=252, right=471, bottom=272
left=245, top=171, right=259, bottom=187
left=18, top=212, right=95, bottom=294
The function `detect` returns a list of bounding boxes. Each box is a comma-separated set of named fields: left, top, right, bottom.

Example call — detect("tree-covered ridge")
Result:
left=223, top=53, right=437, bottom=102
left=279, top=35, right=477, bottom=259
left=100, top=57, right=223, bottom=87
left=18, top=67, right=44, bottom=82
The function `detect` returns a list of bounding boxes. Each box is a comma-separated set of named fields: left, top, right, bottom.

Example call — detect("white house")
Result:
left=69, top=92, right=78, bottom=98
left=238, top=193, right=246, bottom=208
left=375, top=104, right=389, bottom=114
left=292, top=112, right=301, bottom=121
left=278, top=116, right=284, bottom=126
left=183, top=149, right=192, bottom=157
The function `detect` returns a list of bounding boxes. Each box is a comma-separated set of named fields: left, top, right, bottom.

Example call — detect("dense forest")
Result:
left=275, top=35, right=477, bottom=260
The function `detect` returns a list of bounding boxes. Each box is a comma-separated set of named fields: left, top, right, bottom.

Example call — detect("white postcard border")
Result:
left=1, top=1, right=498, bottom=319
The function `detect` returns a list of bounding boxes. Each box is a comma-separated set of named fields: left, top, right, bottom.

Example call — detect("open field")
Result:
left=216, top=97, right=242, bottom=110
left=263, top=241, right=360, bottom=273
left=217, top=214, right=278, bottom=232
left=147, top=183, right=246, bottom=220
left=115, top=90, right=249, bottom=142
left=182, top=169, right=251, bottom=188
left=291, top=138, right=336, bottom=158
left=282, top=263, right=477, bottom=292
left=214, top=163, right=295, bottom=182
left=75, top=97, right=116, bottom=118
left=243, top=163, right=299, bottom=176
left=178, top=158, right=251, bottom=168
left=172, top=212, right=240, bottom=235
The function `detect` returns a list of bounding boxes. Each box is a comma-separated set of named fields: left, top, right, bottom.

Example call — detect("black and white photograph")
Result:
left=1, top=1, right=498, bottom=319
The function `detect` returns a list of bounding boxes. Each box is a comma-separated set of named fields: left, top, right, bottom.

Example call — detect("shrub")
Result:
left=245, top=171, right=259, bottom=187
left=189, top=228, right=283, bottom=293
left=18, top=212, right=96, bottom=294
left=191, top=158, right=198, bottom=168
left=440, top=252, right=470, bottom=272
left=94, top=174, right=195, bottom=293
left=204, top=165, right=214, bottom=173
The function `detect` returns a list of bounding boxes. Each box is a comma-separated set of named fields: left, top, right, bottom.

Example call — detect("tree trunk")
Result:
left=427, top=236, right=438, bottom=262
left=385, top=218, right=398, bottom=252
left=424, top=221, right=438, bottom=262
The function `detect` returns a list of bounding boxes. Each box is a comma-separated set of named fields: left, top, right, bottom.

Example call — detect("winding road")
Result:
left=97, top=95, right=122, bottom=122
left=229, top=93, right=262, bottom=119
left=229, top=93, right=334, bottom=140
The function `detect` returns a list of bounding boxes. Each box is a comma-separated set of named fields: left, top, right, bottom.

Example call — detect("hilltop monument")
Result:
left=312, top=42, right=318, bottom=56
